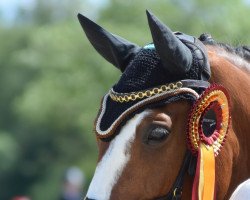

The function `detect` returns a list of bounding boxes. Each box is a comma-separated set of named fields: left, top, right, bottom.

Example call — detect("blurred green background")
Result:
left=0, top=0, right=249, bottom=199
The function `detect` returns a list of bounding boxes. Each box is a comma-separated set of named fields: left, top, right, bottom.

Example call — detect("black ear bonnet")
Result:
left=78, top=11, right=211, bottom=139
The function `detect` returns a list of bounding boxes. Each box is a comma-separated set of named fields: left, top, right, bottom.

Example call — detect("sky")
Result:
left=0, top=0, right=35, bottom=24
left=1, top=0, right=250, bottom=25
left=0, top=0, right=108, bottom=25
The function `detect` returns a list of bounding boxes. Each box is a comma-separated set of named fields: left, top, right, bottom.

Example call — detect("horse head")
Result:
left=78, top=11, right=250, bottom=200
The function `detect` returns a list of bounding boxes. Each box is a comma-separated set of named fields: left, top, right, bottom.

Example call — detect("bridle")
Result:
left=155, top=80, right=230, bottom=200
left=85, top=79, right=230, bottom=200
left=154, top=80, right=210, bottom=200
left=78, top=12, right=230, bottom=200
left=156, top=150, right=196, bottom=200
left=96, top=79, right=211, bottom=200
left=87, top=78, right=229, bottom=200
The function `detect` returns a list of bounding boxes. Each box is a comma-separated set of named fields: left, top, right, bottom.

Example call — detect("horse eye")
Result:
left=145, top=126, right=170, bottom=145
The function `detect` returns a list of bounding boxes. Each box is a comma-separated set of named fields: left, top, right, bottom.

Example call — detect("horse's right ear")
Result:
left=77, top=13, right=141, bottom=72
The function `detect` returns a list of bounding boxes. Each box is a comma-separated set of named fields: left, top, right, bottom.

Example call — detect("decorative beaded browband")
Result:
left=109, top=80, right=209, bottom=103
left=109, top=81, right=183, bottom=103
left=95, top=79, right=211, bottom=138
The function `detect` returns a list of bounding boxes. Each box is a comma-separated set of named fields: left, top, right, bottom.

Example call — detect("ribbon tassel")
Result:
left=192, top=144, right=215, bottom=200
left=187, top=85, right=230, bottom=200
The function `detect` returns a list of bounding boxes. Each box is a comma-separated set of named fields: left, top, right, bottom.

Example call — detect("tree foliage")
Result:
left=0, top=0, right=249, bottom=199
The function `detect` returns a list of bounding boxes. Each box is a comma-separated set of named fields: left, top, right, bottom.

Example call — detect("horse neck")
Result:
left=208, top=49, right=250, bottom=163
left=205, top=49, right=250, bottom=198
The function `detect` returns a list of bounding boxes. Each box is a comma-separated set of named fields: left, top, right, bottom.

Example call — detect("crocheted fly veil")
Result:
left=78, top=11, right=233, bottom=200
left=78, top=11, right=211, bottom=139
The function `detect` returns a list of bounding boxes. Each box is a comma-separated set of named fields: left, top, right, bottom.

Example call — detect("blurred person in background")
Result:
left=59, top=167, right=85, bottom=200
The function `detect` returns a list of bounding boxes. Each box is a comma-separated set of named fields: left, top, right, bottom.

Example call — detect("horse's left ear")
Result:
left=77, top=13, right=141, bottom=72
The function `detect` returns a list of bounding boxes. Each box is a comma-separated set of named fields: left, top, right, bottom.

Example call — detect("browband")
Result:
left=180, top=79, right=210, bottom=90
left=109, top=80, right=210, bottom=103
left=95, top=79, right=210, bottom=139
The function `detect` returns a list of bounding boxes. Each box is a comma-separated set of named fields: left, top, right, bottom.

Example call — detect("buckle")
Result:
left=173, top=187, right=182, bottom=198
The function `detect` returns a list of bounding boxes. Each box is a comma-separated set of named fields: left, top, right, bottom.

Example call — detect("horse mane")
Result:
left=215, top=43, right=250, bottom=62
left=199, top=33, right=250, bottom=73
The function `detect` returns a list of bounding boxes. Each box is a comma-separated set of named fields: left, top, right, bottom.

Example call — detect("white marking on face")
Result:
left=86, top=111, right=150, bottom=200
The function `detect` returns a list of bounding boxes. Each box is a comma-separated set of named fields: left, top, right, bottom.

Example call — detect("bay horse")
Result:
left=78, top=11, right=250, bottom=200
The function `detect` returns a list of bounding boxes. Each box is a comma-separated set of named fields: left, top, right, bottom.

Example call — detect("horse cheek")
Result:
left=215, top=128, right=239, bottom=200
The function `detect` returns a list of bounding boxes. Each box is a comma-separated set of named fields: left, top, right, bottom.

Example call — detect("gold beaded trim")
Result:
left=109, top=81, right=183, bottom=103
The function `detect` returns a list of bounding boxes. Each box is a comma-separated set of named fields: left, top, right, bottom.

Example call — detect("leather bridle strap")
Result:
left=154, top=80, right=208, bottom=200
left=181, top=79, right=210, bottom=90
left=156, top=150, right=194, bottom=200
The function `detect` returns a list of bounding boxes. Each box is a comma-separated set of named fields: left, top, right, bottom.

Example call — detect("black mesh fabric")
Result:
left=99, top=93, right=197, bottom=143
left=97, top=43, right=209, bottom=139
left=100, top=97, right=140, bottom=131
left=99, top=93, right=197, bottom=133
left=113, top=48, right=183, bottom=93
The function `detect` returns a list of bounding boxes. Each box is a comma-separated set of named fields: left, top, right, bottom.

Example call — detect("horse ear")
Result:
left=146, top=10, right=192, bottom=75
left=77, top=13, right=141, bottom=72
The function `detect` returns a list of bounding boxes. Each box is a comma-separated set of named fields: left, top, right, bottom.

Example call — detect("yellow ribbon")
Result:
left=198, top=143, right=215, bottom=200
